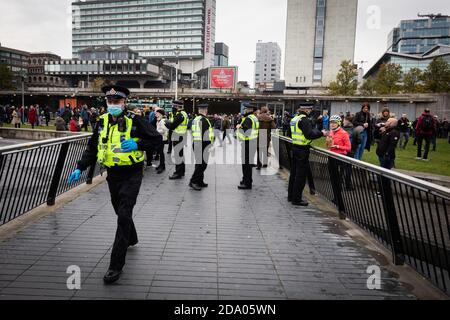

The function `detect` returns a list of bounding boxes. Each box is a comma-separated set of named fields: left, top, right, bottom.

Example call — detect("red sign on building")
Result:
left=209, top=67, right=237, bottom=89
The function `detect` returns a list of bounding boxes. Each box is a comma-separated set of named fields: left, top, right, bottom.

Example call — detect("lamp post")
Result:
left=20, top=71, right=25, bottom=110
left=174, top=46, right=180, bottom=101
left=250, top=60, right=256, bottom=89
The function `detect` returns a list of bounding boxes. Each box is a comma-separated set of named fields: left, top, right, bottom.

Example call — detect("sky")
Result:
left=1, top=0, right=449, bottom=86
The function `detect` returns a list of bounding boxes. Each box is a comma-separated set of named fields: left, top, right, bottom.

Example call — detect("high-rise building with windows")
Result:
left=388, top=15, right=450, bottom=55
left=254, top=41, right=282, bottom=85
left=72, top=0, right=216, bottom=75
left=214, top=43, right=229, bottom=66
left=284, top=0, right=358, bottom=88
left=0, top=44, right=30, bottom=89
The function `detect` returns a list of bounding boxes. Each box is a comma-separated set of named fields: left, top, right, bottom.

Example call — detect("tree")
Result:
left=328, top=60, right=358, bottom=95
left=402, top=68, right=424, bottom=93
left=422, top=57, right=450, bottom=93
left=0, top=63, right=14, bottom=90
left=359, top=77, right=376, bottom=96
left=91, top=77, right=109, bottom=91
left=374, top=63, right=403, bottom=94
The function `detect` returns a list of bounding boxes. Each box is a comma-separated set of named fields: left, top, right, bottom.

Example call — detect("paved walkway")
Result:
left=0, top=141, right=417, bottom=300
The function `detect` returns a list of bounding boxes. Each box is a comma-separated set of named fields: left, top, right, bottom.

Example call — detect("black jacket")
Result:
left=77, top=112, right=162, bottom=172
left=353, top=109, right=373, bottom=151
left=343, top=124, right=362, bottom=157
left=286, top=111, right=323, bottom=147
left=376, top=127, right=400, bottom=159
left=397, top=118, right=410, bottom=133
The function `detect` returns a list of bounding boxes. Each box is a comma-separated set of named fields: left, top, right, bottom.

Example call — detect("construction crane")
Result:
left=417, top=13, right=450, bottom=19
left=356, top=60, right=368, bottom=69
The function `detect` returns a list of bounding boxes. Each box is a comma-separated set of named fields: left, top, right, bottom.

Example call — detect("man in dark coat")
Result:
left=415, top=108, right=437, bottom=161
left=376, top=118, right=400, bottom=169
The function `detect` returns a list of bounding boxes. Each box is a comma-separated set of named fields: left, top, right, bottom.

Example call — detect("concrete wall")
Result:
left=325, top=94, right=449, bottom=120
left=284, top=0, right=358, bottom=88
left=415, top=93, right=450, bottom=120
left=329, top=101, right=424, bottom=120
left=285, top=0, right=316, bottom=87
left=322, top=0, right=358, bottom=86
left=0, top=128, right=84, bottom=141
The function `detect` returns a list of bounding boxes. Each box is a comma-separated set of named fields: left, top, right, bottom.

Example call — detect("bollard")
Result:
left=47, top=142, right=70, bottom=206
left=379, top=175, right=405, bottom=265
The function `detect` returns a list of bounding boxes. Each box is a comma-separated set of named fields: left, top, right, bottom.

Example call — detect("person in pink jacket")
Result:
left=326, top=115, right=354, bottom=194
left=326, top=115, right=351, bottom=155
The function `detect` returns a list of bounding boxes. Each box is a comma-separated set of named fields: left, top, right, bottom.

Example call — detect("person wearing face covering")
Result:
left=67, top=85, right=162, bottom=284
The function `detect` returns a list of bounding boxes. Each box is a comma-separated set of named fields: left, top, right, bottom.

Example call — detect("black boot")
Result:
left=189, top=182, right=202, bottom=191
left=156, top=166, right=166, bottom=174
left=292, top=200, right=309, bottom=207
left=103, top=269, right=122, bottom=284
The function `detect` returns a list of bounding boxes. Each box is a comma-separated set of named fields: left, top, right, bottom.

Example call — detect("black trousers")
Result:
left=241, top=140, right=257, bottom=186
left=190, top=142, right=210, bottom=184
left=157, top=141, right=167, bottom=167
left=417, top=136, right=431, bottom=159
left=172, top=134, right=185, bottom=175
left=167, top=130, right=173, bottom=152
left=288, top=147, right=310, bottom=202
left=106, top=167, right=143, bottom=271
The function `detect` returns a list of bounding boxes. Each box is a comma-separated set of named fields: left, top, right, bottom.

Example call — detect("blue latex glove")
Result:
left=68, top=169, right=81, bottom=184
left=121, top=139, right=138, bottom=152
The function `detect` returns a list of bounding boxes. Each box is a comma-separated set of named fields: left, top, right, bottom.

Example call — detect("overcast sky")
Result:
left=1, top=0, right=449, bottom=86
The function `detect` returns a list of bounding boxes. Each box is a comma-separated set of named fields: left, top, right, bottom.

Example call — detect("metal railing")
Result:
left=272, top=134, right=450, bottom=295
left=0, top=134, right=99, bottom=226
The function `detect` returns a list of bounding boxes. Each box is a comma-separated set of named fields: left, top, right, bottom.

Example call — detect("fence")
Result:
left=272, top=133, right=450, bottom=295
left=0, top=134, right=99, bottom=226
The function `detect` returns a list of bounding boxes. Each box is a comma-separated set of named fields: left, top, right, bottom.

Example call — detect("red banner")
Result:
left=209, top=67, right=237, bottom=89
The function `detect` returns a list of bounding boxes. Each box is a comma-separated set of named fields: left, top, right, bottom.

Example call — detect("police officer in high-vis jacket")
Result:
left=287, top=105, right=325, bottom=206
left=189, top=104, right=214, bottom=191
left=165, top=100, right=188, bottom=180
left=68, top=85, right=162, bottom=284
left=236, top=103, right=260, bottom=190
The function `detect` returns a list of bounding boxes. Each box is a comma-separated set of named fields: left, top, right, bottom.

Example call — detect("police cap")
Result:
left=102, top=85, right=130, bottom=99
left=172, top=100, right=184, bottom=107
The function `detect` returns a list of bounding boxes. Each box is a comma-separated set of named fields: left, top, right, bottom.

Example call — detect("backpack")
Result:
left=421, top=116, right=432, bottom=132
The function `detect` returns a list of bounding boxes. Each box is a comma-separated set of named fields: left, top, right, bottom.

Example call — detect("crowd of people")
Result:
left=283, top=103, right=449, bottom=169
left=0, top=104, right=52, bottom=128
left=2, top=100, right=448, bottom=170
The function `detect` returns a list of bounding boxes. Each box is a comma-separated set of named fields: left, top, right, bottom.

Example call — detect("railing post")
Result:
left=328, top=158, right=346, bottom=220
left=379, top=175, right=405, bottom=265
left=47, top=142, right=70, bottom=206
left=86, top=162, right=96, bottom=185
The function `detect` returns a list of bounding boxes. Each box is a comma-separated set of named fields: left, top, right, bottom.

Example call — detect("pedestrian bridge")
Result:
left=0, top=133, right=448, bottom=300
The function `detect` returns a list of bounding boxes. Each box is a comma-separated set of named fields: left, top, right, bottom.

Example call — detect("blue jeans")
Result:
left=378, top=156, right=394, bottom=170
left=355, top=130, right=368, bottom=160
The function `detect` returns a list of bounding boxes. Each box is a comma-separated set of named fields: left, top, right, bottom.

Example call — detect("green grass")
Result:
left=311, top=137, right=450, bottom=177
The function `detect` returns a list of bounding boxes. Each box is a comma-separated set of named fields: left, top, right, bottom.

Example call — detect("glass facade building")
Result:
left=364, top=45, right=450, bottom=79
left=72, top=0, right=216, bottom=72
left=388, top=17, right=450, bottom=54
